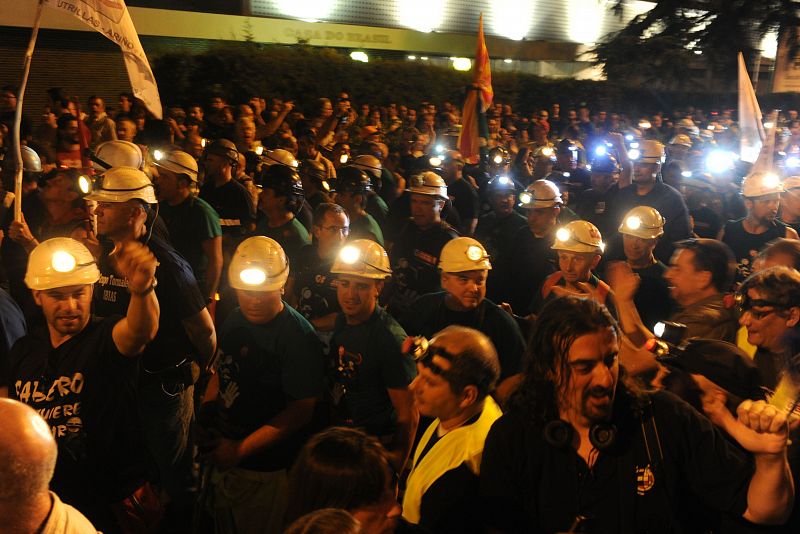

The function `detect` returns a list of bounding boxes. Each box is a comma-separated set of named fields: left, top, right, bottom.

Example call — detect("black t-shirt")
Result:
left=403, top=292, right=524, bottom=380
left=387, top=221, right=458, bottom=318
left=574, top=184, right=621, bottom=242
left=480, top=390, right=752, bottom=534
left=631, top=260, right=674, bottom=331
left=475, top=211, right=529, bottom=306
left=94, top=235, right=206, bottom=372
left=199, top=178, right=256, bottom=237
left=448, top=178, right=480, bottom=233
left=292, top=244, right=341, bottom=321
left=723, top=218, right=788, bottom=283
left=255, top=216, right=310, bottom=270
left=1, top=317, right=148, bottom=526
left=505, top=226, right=558, bottom=315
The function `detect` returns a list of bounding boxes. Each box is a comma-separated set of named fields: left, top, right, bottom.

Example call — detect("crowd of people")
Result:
left=1, top=83, right=800, bottom=534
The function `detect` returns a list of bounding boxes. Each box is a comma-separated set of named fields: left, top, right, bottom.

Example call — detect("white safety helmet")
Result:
left=552, top=220, right=605, bottom=254
left=86, top=167, right=157, bottom=204
left=741, top=171, right=783, bottom=198
left=93, top=140, right=144, bottom=171
left=331, top=239, right=392, bottom=279
left=439, top=238, right=492, bottom=273
left=619, top=206, right=665, bottom=239
left=25, top=237, right=100, bottom=290
left=262, top=148, right=298, bottom=169
left=519, top=179, right=563, bottom=209
left=351, top=154, right=382, bottom=181
left=228, top=236, right=289, bottom=291
left=631, top=140, right=665, bottom=164
left=406, top=171, right=447, bottom=199
left=153, top=150, right=199, bottom=182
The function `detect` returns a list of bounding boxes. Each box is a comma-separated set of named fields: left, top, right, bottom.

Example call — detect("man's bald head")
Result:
left=431, top=326, right=500, bottom=399
left=0, top=399, right=57, bottom=501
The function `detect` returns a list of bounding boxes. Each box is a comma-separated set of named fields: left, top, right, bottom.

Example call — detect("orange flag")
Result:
left=458, top=14, right=493, bottom=164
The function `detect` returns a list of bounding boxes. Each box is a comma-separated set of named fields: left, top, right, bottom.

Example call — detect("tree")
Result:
left=594, top=1, right=800, bottom=91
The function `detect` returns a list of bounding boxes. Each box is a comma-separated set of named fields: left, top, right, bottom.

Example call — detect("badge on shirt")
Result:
left=635, top=464, right=655, bottom=495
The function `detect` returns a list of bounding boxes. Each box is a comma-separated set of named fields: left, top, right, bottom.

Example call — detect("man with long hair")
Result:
left=480, top=296, right=794, bottom=533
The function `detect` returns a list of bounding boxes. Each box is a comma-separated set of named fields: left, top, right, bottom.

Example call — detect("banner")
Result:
left=458, top=14, right=493, bottom=165
left=738, top=52, right=764, bottom=164
left=751, top=109, right=778, bottom=173
left=773, top=29, right=800, bottom=93
left=43, top=0, right=162, bottom=119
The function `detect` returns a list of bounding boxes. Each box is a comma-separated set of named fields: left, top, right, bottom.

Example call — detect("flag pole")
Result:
left=13, top=0, right=44, bottom=223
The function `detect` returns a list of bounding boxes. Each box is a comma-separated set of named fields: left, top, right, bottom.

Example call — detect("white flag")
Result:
left=738, top=52, right=764, bottom=164
left=43, top=0, right=162, bottom=119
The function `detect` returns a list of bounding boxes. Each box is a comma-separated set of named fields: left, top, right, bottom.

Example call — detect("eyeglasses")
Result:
left=322, top=225, right=350, bottom=235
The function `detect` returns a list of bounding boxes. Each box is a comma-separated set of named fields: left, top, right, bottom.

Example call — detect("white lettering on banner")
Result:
left=15, top=373, right=85, bottom=404
left=44, top=0, right=163, bottom=119
left=98, top=274, right=129, bottom=288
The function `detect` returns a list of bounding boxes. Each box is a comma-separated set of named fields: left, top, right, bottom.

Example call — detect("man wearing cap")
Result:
left=529, top=220, right=613, bottom=316
left=0, top=237, right=160, bottom=530
left=441, top=150, right=479, bottom=236
left=615, top=139, right=691, bottom=264
left=386, top=171, right=458, bottom=320
left=780, top=175, right=800, bottom=234
left=254, top=163, right=310, bottom=273
left=89, top=167, right=216, bottom=517
left=575, top=133, right=632, bottom=240
left=617, top=206, right=674, bottom=330
left=199, top=236, right=324, bottom=534
left=350, top=154, right=390, bottom=229
left=475, top=176, right=528, bottom=305
left=403, top=238, right=524, bottom=383
left=199, top=139, right=257, bottom=255
left=721, top=172, right=799, bottom=284
left=298, top=159, right=333, bottom=210
left=502, top=179, right=565, bottom=316
left=545, top=138, right=591, bottom=206
left=402, top=326, right=503, bottom=532
left=154, top=149, right=223, bottom=304
left=334, top=166, right=384, bottom=245
left=329, top=239, right=418, bottom=472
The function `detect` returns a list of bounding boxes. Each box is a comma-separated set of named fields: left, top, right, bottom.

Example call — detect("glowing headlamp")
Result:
left=339, top=154, right=349, bottom=164
left=681, top=170, right=692, bottom=178
left=787, top=156, right=800, bottom=169
left=239, top=268, right=267, bottom=286
left=629, top=142, right=640, bottom=149
left=498, top=176, right=511, bottom=186
left=541, top=147, right=554, bottom=157
left=638, top=121, right=652, bottom=130
left=493, top=154, right=503, bottom=164
left=556, top=228, right=571, bottom=242
left=763, top=173, right=781, bottom=189
left=255, top=146, right=264, bottom=156
left=594, top=145, right=607, bottom=157
left=705, top=150, right=735, bottom=174
left=51, top=251, right=77, bottom=273
left=625, top=216, right=642, bottom=230
left=200, top=138, right=208, bottom=148
left=519, top=192, right=532, bottom=205
left=429, top=156, right=442, bottom=167
left=466, top=245, right=484, bottom=261
left=77, top=175, right=92, bottom=195
left=435, top=144, right=445, bottom=154
left=339, top=245, right=361, bottom=265
left=628, top=149, right=641, bottom=160
left=625, top=134, right=634, bottom=142
left=153, top=149, right=164, bottom=161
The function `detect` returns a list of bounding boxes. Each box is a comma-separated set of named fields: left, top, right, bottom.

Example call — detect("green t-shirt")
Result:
left=351, top=212, right=385, bottom=245
left=256, top=216, right=311, bottom=268
left=215, top=304, right=324, bottom=471
left=158, top=195, right=222, bottom=283
left=329, top=306, right=416, bottom=436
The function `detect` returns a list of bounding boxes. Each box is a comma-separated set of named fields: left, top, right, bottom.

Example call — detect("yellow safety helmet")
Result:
left=228, top=236, right=289, bottom=291
left=406, top=171, right=448, bottom=199
left=619, top=206, right=665, bottom=239
left=153, top=149, right=199, bottom=181
left=331, top=239, right=392, bottom=279
left=438, top=237, right=492, bottom=272
left=630, top=140, right=665, bottom=164
left=552, top=220, right=605, bottom=254
left=25, top=238, right=100, bottom=290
